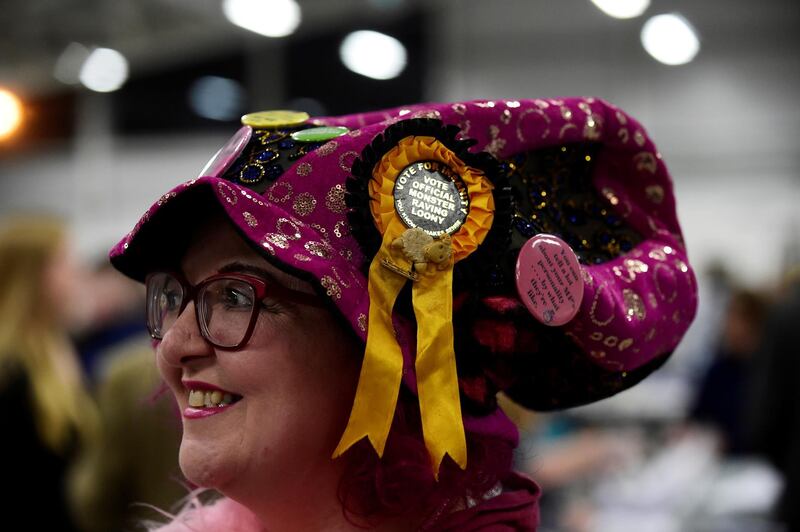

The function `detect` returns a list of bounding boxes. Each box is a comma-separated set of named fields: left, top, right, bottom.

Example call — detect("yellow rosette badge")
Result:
left=333, top=134, right=495, bottom=477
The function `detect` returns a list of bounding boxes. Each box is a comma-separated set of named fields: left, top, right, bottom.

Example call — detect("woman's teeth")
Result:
left=188, top=389, right=236, bottom=408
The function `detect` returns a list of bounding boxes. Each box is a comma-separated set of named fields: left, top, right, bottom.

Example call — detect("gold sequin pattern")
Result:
left=267, top=182, right=293, bottom=203
left=357, top=313, right=367, bottom=332
left=603, top=335, right=619, bottom=348
left=240, top=189, right=266, bottom=206
left=583, top=114, right=601, bottom=140
left=242, top=211, right=258, bottom=227
left=320, top=275, right=342, bottom=300
left=262, top=233, right=290, bottom=249
left=296, top=162, right=312, bottom=176
left=646, top=185, right=664, bottom=204
left=325, top=184, right=347, bottom=214
left=634, top=152, right=658, bottom=174
left=516, top=108, right=550, bottom=141
left=411, top=109, right=441, bottom=119
left=618, top=338, right=634, bottom=351
left=292, top=192, right=317, bottom=217
left=559, top=123, right=578, bottom=139
left=333, top=220, right=350, bottom=238
left=485, top=125, right=507, bottom=156
left=589, top=283, right=615, bottom=326
left=622, top=288, right=646, bottom=321
left=329, top=266, right=352, bottom=289
left=157, top=191, right=177, bottom=206
left=217, top=182, right=238, bottom=205
left=317, top=141, right=338, bottom=156
left=276, top=217, right=302, bottom=240
left=626, top=259, right=648, bottom=274
left=653, top=262, right=678, bottom=303
left=338, top=150, right=358, bottom=172
left=261, top=241, right=276, bottom=255
left=304, top=240, right=333, bottom=259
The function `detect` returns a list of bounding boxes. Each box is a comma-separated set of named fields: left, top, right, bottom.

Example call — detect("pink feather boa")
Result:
left=149, top=496, right=264, bottom=532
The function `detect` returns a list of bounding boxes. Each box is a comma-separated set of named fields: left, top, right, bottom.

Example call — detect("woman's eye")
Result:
left=223, top=288, right=253, bottom=309
left=161, top=291, right=181, bottom=311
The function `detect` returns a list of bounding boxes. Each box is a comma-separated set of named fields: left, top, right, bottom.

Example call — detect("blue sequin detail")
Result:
left=257, top=150, right=278, bottom=162
left=240, top=164, right=264, bottom=183
left=507, top=144, right=643, bottom=265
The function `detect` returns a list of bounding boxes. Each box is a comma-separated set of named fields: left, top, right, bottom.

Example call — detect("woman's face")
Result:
left=156, top=217, right=361, bottom=501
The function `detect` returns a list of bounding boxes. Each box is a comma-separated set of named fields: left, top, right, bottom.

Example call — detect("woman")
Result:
left=0, top=216, right=97, bottom=530
left=110, top=99, right=698, bottom=530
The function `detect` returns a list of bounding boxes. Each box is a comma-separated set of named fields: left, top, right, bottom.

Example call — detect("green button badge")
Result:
left=291, top=126, right=350, bottom=143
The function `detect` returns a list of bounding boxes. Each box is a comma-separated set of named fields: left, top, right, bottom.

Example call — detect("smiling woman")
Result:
left=110, top=99, right=697, bottom=530
left=156, top=215, right=364, bottom=523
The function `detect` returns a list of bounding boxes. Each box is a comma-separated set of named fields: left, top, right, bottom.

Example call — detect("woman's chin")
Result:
left=179, top=439, right=238, bottom=489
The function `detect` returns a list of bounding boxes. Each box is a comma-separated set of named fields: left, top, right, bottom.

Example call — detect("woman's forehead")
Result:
left=179, top=218, right=306, bottom=291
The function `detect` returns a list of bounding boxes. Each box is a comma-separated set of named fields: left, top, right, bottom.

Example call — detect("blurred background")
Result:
left=1, top=0, right=798, bottom=531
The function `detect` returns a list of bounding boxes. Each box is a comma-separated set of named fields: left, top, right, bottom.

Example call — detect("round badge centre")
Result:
left=392, top=161, right=469, bottom=236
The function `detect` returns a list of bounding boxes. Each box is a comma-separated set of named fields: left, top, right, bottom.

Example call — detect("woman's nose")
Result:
left=157, top=301, right=214, bottom=367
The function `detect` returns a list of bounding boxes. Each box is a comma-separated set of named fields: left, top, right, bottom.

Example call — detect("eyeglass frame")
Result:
left=145, top=270, right=325, bottom=350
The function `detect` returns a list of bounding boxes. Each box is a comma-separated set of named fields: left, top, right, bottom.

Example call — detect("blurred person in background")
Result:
left=0, top=216, right=98, bottom=531
left=73, top=261, right=149, bottom=382
left=70, top=266, right=183, bottom=532
left=689, top=288, right=769, bottom=455
left=747, top=268, right=800, bottom=531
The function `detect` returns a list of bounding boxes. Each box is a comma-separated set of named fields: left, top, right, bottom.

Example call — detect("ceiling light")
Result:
left=79, top=48, right=129, bottom=92
left=54, top=42, right=90, bottom=85
left=641, top=14, right=700, bottom=65
left=339, top=30, right=407, bottom=80
left=189, top=76, right=246, bottom=121
left=0, top=88, right=23, bottom=140
left=222, top=0, right=301, bottom=38
left=590, top=0, right=650, bottom=19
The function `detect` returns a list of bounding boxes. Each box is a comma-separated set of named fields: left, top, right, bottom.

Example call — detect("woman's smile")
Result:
left=182, top=379, right=243, bottom=419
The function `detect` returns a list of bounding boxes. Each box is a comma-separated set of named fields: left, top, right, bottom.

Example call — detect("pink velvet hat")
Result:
left=110, top=98, right=697, bottom=473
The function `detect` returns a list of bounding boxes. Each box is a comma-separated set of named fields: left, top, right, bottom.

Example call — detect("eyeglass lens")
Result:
left=147, top=273, right=257, bottom=348
left=199, top=278, right=256, bottom=347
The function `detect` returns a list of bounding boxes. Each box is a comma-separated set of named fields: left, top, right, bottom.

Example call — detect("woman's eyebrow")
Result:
left=217, top=261, right=315, bottom=298
left=217, top=262, right=280, bottom=283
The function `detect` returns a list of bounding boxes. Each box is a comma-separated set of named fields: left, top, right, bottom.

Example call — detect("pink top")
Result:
left=150, top=473, right=540, bottom=531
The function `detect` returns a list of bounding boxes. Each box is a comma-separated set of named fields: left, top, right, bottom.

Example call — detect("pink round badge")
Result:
left=515, top=234, right=585, bottom=326
left=197, top=125, right=253, bottom=178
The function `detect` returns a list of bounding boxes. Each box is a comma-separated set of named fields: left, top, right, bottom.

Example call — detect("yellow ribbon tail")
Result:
left=333, top=225, right=409, bottom=460
left=413, top=259, right=468, bottom=478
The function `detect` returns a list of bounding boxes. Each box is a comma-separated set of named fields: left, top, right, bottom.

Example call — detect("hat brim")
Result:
left=110, top=176, right=371, bottom=341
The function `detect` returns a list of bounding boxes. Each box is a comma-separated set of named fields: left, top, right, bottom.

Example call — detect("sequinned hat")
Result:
left=110, top=99, right=698, bottom=476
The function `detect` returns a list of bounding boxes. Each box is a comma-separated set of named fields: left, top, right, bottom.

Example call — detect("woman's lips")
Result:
left=181, top=380, right=242, bottom=419
left=183, top=400, right=240, bottom=419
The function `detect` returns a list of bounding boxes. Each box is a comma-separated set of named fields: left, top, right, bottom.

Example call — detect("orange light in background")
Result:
left=0, top=88, right=24, bottom=140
